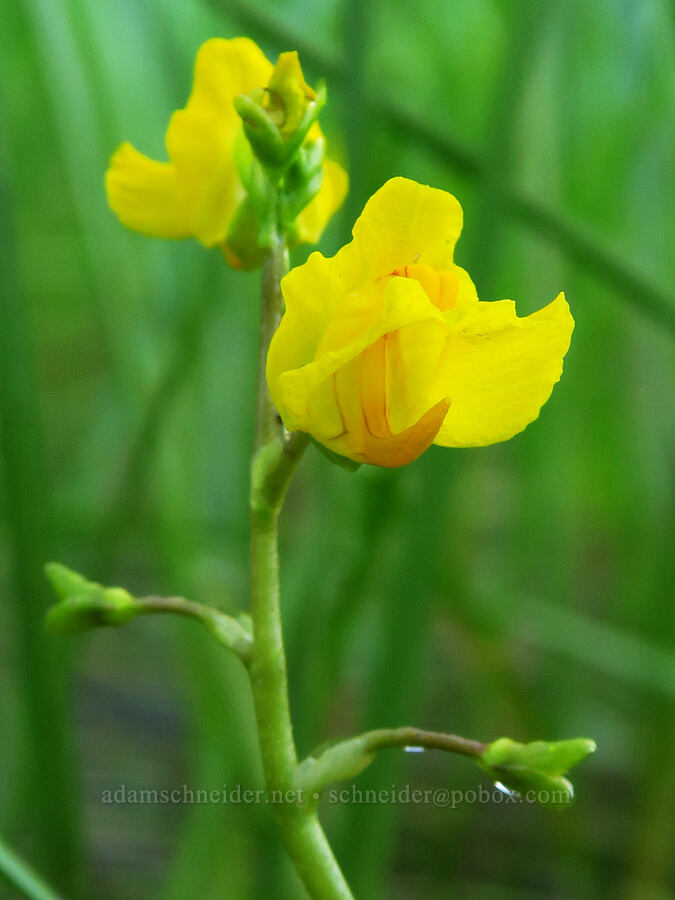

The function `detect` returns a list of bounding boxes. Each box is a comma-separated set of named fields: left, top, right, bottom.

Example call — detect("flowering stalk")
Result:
left=38, top=34, right=597, bottom=897
left=249, top=222, right=353, bottom=899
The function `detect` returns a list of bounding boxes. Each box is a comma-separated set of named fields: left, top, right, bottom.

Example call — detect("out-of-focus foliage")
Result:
left=0, top=1, right=673, bottom=898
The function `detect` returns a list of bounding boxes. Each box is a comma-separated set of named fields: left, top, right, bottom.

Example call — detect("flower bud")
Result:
left=234, top=51, right=326, bottom=170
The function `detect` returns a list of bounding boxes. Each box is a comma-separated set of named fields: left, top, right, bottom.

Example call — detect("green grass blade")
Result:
left=0, top=130, right=83, bottom=896
left=0, top=836, right=63, bottom=900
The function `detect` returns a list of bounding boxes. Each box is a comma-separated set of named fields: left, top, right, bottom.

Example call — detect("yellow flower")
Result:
left=105, top=38, right=346, bottom=259
left=267, top=177, right=574, bottom=467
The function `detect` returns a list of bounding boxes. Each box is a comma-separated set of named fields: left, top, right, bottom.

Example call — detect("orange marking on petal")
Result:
left=360, top=397, right=450, bottom=468
left=359, top=338, right=391, bottom=439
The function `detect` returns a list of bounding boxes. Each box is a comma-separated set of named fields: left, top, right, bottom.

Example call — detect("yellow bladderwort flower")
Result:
left=105, top=38, right=347, bottom=265
left=267, top=177, right=574, bottom=468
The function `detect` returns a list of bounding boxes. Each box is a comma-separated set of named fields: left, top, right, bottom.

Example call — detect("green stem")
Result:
left=249, top=235, right=353, bottom=899
left=0, top=837, right=62, bottom=900
left=133, top=596, right=253, bottom=663
left=361, top=727, right=486, bottom=758
left=297, top=727, right=486, bottom=796
left=255, top=234, right=288, bottom=449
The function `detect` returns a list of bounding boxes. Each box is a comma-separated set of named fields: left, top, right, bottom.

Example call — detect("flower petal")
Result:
left=267, top=251, right=345, bottom=398
left=105, top=142, right=191, bottom=239
left=385, top=318, right=452, bottom=433
left=269, top=275, right=442, bottom=430
left=165, top=108, right=243, bottom=246
left=359, top=398, right=450, bottom=467
left=270, top=189, right=467, bottom=388
left=310, top=339, right=450, bottom=467
left=330, top=388, right=450, bottom=467
left=187, top=37, right=272, bottom=118
left=434, top=292, right=574, bottom=447
left=346, top=176, right=464, bottom=283
left=280, top=176, right=464, bottom=301
left=166, top=39, right=272, bottom=246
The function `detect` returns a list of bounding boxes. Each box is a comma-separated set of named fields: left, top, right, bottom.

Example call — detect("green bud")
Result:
left=234, top=53, right=326, bottom=173
left=234, top=92, right=286, bottom=168
left=280, top=138, right=326, bottom=235
left=479, top=737, right=596, bottom=808
left=265, top=52, right=316, bottom=137
left=45, top=561, right=92, bottom=600
left=45, top=563, right=136, bottom=634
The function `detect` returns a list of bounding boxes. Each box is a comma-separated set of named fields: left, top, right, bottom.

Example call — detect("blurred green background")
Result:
left=1, top=0, right=674, bottom=897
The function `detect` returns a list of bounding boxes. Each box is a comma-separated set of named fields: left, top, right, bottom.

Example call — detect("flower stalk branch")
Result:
left=132, top=596, right=253, bottom=663
left=297, top=728, right=487, bottom=797
left=44, top=564, right=252, bottom=664
left=362, top=727, right=487, bottom=757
